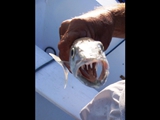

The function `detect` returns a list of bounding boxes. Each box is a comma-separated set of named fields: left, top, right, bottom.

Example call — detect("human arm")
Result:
left=58, top=3, right=125, bottom=71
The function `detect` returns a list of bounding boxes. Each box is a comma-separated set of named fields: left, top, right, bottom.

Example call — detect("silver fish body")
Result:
left=49, top=37, right=109, bottom=89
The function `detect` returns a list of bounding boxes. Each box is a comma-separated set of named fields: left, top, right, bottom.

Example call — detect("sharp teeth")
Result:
left=86, top=64, right=88, bottom=70
left=90, top=63, right=92, bottom=68
left=94, top=63, right=97, bottom=71
left=83, top=63, right=93, bottom=70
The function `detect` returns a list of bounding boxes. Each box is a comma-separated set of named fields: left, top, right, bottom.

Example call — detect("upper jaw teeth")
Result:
left=86, top=63, right=92, bottom=70
left=81, top=63, right=95, bottom=70
left=90, top=63, right=92, bottom=68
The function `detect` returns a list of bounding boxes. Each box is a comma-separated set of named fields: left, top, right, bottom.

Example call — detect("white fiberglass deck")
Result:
left=36, top=46, right=98, bottom=119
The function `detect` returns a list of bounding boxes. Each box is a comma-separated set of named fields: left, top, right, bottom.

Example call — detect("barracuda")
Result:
left=49, top=37, right=109, bottom=89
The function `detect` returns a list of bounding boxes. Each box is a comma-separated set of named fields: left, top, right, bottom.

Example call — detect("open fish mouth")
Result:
left=78, top=59, right=109, bottom=84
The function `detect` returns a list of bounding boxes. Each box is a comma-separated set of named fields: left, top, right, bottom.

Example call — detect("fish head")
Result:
left=69, top=37, right=109, bottom=88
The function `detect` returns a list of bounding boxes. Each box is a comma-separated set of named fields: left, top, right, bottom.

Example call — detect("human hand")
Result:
left=58, top=12, right=114, bottom=71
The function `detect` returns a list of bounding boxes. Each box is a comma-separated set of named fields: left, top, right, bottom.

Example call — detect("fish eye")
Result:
left=71, top=47, right=75, bottom=58
left=98, top=43, right=104, bottom=51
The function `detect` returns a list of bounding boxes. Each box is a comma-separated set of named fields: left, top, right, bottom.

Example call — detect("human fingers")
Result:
left=58, top=19, right=91, bottom=72
left=58, top=18, right=90, bottom=60
left=59, top=19, right=71, bottom=39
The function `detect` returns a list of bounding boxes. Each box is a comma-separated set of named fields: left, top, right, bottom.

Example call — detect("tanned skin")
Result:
left=58, top=3, right=125, bottom=71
